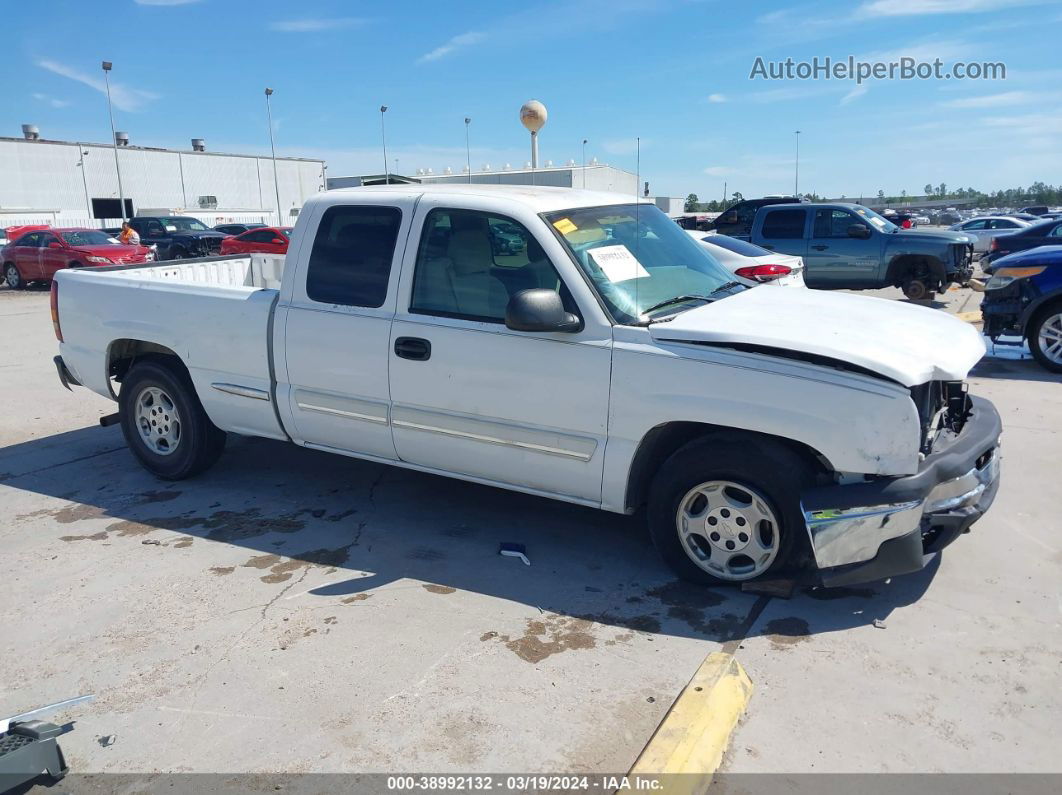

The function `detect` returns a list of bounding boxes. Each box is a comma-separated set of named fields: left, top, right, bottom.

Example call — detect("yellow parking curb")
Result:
left=628, top=652, right=753, bottom=794
left=957, top=311, right=983, bottom=323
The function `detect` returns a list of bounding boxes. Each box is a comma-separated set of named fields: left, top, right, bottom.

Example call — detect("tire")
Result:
left=4, top=262, right=24, bottom=289
left=647, top=436, right=811, bottom=585
left=1027, top=302, right=1062, bottom=374
left=119, top=359, right=226, bottom=479
left=902, top=278, right=930, bottom=301
left=169, top=247, right=185, bottom=260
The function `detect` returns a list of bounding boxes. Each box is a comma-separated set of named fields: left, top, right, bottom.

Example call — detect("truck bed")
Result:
left=54, top=254, right=289, bottom=441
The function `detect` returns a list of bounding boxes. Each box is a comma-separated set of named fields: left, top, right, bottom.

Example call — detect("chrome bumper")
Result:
left=801, top=395, right=1002, bottom=586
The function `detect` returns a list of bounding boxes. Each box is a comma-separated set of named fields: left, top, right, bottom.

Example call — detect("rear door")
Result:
left=757, top=207, right=808, bottom=258
left=275, top=200, right=410, bottom=460
left=805, top=208, right=881, bottom=286
left=13, top=232, right=45, bottom=279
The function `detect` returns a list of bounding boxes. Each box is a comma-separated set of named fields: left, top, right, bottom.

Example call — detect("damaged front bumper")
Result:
left=801, top=395, right=1002, bottom=587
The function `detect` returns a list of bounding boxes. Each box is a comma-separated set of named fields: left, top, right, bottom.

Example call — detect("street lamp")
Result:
left=794, top=130, right=801, bottom=197
left=464, top=117, right=472, bottom=184
left=380, top=105, right=389, bottom=185
left=75, top=148, right=91, bottom=220
left=101, top=61, right=126, bottom=221
left=264, top=88, right=283, bottom=225
left=582, top=138, right=588, bottom=188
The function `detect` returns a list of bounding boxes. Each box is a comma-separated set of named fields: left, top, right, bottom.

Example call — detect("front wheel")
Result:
left=1028, top=304, right=1062, bottom=373
left=647, top=437, right=810, bottom=585
left=4, top=262, right=24, bottom=289
left=119, top=360, right=226, bottom=479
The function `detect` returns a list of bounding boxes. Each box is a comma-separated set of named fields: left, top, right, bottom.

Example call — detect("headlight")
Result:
left=985, top=265, right=1045, bottom=290
left=86, top=256, right=112, bottom=264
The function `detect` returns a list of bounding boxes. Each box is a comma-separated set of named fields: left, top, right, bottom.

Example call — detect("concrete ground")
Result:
left=1, top=280, right=1059, bottom=780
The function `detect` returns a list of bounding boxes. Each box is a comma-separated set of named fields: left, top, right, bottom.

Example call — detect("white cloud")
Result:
left=32, top=92, right=70, bottom=108
left=269, top=18, right=366, bottom=33
left=416, top=31, right=486, bottom=63
left=36, top=59, right=158, bottom=112
left=840, top=84, right=868, bottom=105
left=134, top=0, right=202, bottom=5
left=941, top=90, right=1034, bottom=108
left=707, top=93, right=726, bottom=103
left=857, top=0, right=1048, bottom=16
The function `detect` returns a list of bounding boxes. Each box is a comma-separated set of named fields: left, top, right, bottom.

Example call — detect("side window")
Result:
left=410, top=208, right=561, bottom=323
left=19, top=232, right=42, bottom=247
left=964, top=219, right=987, bottom=230
left=762, top=209, right=806, bottom=240
left=305, top=205, right=401, bottom=308
left=244, top=230, right=273, bottom=243
left=39, top=233, right=58, bottom=248
left=734, top=203, right=757, bottom=227
left=1049, top=224, right=1062, bottom=238
left=814, top=209, right=859, bottom=238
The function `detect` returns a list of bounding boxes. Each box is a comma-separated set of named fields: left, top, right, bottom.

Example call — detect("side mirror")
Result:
left=847, top=223, right=872, bottom=239
left=271, top=238, right=285, bottom=245
left=48, top=242, right=63, bottom=249
left=505, top=289, right=581, bottom=333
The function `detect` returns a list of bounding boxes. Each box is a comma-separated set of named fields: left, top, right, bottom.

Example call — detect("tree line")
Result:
left=685, top=181, right=1062, bottom=212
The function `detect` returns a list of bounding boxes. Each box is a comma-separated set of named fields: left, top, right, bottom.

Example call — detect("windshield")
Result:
left=161, top=217, right=210, bottom=232
left=851, top=205, right=898, bottom=233
left=544, top=203, right=742, bottom=323
left=61, top=230, right=114, bottom=246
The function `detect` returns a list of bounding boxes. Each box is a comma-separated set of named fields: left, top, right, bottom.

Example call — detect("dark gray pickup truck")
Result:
left=748, top=203, right=974, bottom=299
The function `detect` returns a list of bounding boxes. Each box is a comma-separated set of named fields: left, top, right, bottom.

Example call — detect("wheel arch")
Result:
left=106, top=338, right=188, bottom=400
left=886, top=253, right=946, bottom=287
left=1020, top=292, right=1062, bottom=336
left=623, top=421, right=834, bottom=513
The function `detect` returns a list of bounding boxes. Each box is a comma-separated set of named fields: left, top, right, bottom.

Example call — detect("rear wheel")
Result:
left=647, top=437, right=811, bottom=585
left=4, top=262, right=24, bottom=289
left=1028, top=303, right=1062, bottom=373
left=169, top=246, right=186, bottom=260
left=119, top=360, right=226, bottom=479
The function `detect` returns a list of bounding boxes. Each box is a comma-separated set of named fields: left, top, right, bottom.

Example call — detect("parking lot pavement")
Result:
left=2, top=282, right=1060, bottom=778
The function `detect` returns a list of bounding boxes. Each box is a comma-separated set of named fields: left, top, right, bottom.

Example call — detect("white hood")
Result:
left=650, top=286, right=986, bottom=386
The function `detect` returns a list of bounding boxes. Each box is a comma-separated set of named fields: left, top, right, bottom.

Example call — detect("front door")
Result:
left=276, top=201, right=409, bottom=460
left=38, top=232, right=66, bottom=279
left=388, top=201, right=612, bottom=503
left=804, top=208, right=881, bottom=287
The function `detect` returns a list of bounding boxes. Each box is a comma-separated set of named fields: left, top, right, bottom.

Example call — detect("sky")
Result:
left=3, top=0, right=1061, bottom=201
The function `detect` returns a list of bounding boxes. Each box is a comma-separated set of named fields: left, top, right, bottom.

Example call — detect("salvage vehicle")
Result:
left=981, top=244, right=1062, bottom=372
left=51, top=185, right=1001, bottom=588
left=949, top=216, right=1029, bottom=254
left=685, top=231, right=806, bottom=287
left=3, top=228, right=153, bottom=289
left=747, top=203, right=974, bottom=299
left=981, top=217, right=1062, bottom=273
left=219, top=226, right=291, bottom=256
left=127, top=216, right=225, bottom=261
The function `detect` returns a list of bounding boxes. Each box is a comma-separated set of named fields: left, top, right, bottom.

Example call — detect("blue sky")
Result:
left=4, top=0, right=1061, bottom=200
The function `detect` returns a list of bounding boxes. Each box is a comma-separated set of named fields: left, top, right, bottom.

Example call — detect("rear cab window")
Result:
left=305, top=205, right=402, bottom=308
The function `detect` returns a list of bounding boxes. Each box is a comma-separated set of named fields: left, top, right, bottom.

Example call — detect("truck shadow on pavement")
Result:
left=971, top=356, right=1060, bottom=383
left=2, top=425, right=938, bottom=650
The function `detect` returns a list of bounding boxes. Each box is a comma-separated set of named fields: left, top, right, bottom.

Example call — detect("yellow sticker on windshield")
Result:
left=552, top=217, right=578, bottom=235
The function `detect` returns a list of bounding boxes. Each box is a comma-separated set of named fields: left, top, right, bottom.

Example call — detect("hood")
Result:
left=993, top=244, right=1062, bottom=267
left=649, top=286, right=986, bottom=387
left=889, top=228, right=973, bottom=245
left=177, top=230, right=226, bottom=239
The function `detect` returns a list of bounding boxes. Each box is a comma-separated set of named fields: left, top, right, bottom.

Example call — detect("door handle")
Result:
left=811, top=244, right=828, bottom=251
left=394, top=336, right=431, bottom=361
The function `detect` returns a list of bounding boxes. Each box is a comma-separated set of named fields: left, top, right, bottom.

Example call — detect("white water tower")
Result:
left=519, top=100, right=547, bottom=169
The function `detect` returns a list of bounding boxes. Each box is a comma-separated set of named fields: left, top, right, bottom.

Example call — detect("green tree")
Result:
left=685, top=193, right=700, bottom=212
left=877, top=189, right=886, bottom=201
left=924, top=184, right=933, bottom=197
left=731, top=191, right=744, bottom=203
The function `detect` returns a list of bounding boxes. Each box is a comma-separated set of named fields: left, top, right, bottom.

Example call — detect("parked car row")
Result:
left=2, top=228, right=154, bottom=289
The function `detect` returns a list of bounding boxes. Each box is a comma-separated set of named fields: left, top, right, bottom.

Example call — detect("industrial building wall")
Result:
left=0, top=139, right=324, bottom=227
left=416, top=165, right=638, bottom=197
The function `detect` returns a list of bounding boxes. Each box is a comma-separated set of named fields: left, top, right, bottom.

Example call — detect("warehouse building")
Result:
left=0, top=126, right=326, bottom=229
left=328, top=162, right=641, bottom=197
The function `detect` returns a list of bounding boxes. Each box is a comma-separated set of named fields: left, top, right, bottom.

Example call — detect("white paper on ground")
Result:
left=589, top=245, right=650, bottom=283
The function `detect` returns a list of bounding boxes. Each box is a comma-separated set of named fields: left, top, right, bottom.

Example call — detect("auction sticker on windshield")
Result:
left=589, top=245, right=650, bottom=282
left=552, top=217, right=578, bottom=235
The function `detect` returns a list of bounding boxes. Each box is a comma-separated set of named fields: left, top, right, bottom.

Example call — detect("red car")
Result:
left=3, top=227, right=154, bottom=289
left=219, top=226, right=292, bottom=255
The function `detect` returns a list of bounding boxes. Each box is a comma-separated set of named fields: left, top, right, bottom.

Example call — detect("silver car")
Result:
left=950, top=216, right=1030, bottom=253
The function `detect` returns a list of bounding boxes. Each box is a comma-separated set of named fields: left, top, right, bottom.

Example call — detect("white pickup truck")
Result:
left=52, top=185, right=1001, bottom=587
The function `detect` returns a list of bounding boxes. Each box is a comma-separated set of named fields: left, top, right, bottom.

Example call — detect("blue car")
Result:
left=981, top=245, right=1062, bottom=372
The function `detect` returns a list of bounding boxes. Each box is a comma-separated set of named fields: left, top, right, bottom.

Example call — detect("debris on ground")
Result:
left=741, top=577, right=796, bottom=598
left=499, top=542, right=530, bottom=566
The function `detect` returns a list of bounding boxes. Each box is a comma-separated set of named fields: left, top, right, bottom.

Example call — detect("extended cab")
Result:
left=51, top=186, right=1001, bottom=589
left=128, top=216, right=226, bottom=261
left=749, top=203, right=975, bottom=299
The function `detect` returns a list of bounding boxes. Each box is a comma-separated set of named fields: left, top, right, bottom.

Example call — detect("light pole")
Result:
left=380, top=105, right=389, bottom=185
left=101, top=61, right=126, bottom=221
left=582, top=138, right=587, bottom=188
left=464, top=117, right=472, bottom=183
left=794, top=130, right=801, bottom=197
left=76, top=147, right=92, bottom=220
left=264, top=88, right=283, bottom=225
